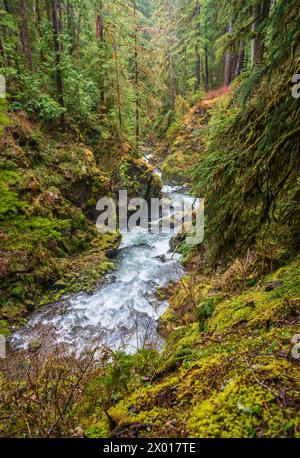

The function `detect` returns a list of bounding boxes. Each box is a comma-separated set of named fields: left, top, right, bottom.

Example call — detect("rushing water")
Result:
left=11, top=166, right=194, bottom=355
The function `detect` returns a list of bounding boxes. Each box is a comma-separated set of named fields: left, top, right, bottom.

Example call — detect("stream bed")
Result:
left=11, top=173, right=194, bottom=355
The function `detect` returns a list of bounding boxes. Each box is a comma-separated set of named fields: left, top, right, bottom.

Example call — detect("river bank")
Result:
left=0, top=113, right=161, bottom=339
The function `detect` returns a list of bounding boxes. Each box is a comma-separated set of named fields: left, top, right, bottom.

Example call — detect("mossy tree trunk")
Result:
left=251, top=0, right=271, bottom=68
left=194, top=0, right=201, bottom=91
left=51, top=0, right=66, bottom=132
left=224, top=22, right=233, bottom=85
left=19, top=0, right=33, bottom=71
left=96, top=0, right=105, bottom=106
left=204, top=18, right=209, bottom=91
left=133, top=0, right=140, bottom=155
left=167, top=0, right=175, bottom=116
left=234, top=40, right=245, bottom=77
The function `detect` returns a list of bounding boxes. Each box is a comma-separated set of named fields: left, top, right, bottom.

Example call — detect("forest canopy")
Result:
left=2, top=1, right=298, bottom=147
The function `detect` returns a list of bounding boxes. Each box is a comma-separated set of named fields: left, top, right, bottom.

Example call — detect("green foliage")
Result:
left=74, top=259, right=300, bottom=439
left=0, top=100, right=9, bottom=136
left=10, top=73, right=65, bottom=121
left=0, top=0, right=299, bottom=441
left=0, top=171, right=27, bottom=219
left=192, top=1, right=300, bottom=266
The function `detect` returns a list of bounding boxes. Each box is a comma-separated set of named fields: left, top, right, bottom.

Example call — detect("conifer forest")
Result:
left=0, top=0, right=300, bottom=442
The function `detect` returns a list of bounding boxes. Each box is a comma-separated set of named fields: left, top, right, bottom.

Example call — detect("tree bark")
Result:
left=58, top=0, right=64, bottom=52
left=204, top=19, right=209, bottom=91
left=67, top=2, right=76, bottom=54
left=251, top=2, right=262, bottom=67
left=35, top=0, right=41, bottom=23
left=51, top=0, right=66, bottom=131
left=75, top=10, right=82, bottom=56
left=251, top=0, right=271, bottom=68
left=46, top=0, right=52, bottom=23
left=224, top=22, right=233, bottom=86
left=114, top=41, right=123, bottom=149
left=194, top=0, right=201, bottom=91
left=19, top=0, right=33, bottom=71
left=260, top=0, right=271, bottom=56
left=96, top=2, right=104, bottom=41
left=183, top=45, right=187, bottom=97
left=3, top=0, right=10, bottom=13
left=133, top=0, right=140, bottom=155
left=96, top=1, right=105, bottom=105
left=234, top=40, right=245, bottom=77
left=167, top=1, right=175, bottom=115
left=35, top=0, right=45, bottom=61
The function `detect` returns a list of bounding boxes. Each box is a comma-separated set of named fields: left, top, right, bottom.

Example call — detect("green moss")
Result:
left=113, top=156, right=162, bottom=200
left=207, top=258, right=300, bottom=334
left=187, top=357, right=299, bottom=438
left=0, top=115, right=122, bottom=328
left=85, top=415, right=111, bottom=438
left=0, top=319, right=11, bottom=337
left=0, top=171, right=27, bottom=219
left=1, top=259, right=299, bottom=438
left=80, top=259, right=300, bottom=438
left=161, top=150, right=193, bottom=185
left=0, top=100, right=9, bottom=136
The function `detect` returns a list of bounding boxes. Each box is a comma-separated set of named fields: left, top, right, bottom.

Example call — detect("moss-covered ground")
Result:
left=75, top=257, right=299, bottom=438
left=160, top=92, right=227, bottom=185
left=0, top=111, right=161, bottom=335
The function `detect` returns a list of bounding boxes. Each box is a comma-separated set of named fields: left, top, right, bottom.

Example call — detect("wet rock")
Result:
left=265, top=281, right=282, bottom=292
left=112, top=156, right=162, bottom=204
left=155, top=254, right=167, bottom=263
left=169, top=230, right=186, bottom=252
left=106, top=249, right=119, bottom=258
left=25, top=301, right=35, bottom=313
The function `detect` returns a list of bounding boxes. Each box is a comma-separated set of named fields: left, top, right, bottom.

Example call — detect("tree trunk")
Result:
left=183, top=45, right=187, bottom=97
left=3, top=0, right=10, bottom=13
left=96, top=1, right=105, bottom=105
left=235, top=40, right=245, bottom=77
left=35, top=0, right=41, bottom=23
left=167, top=1, right=175, bottom=115
left=35, top=0, right=45, bottom=61
left=67, top=2, right=76, bottom=54
left=96, top=2, right=104, bottom=41
left=260, top=0, right=271, bottom=56
left=75, top=10, right=82, bottom=56
left=114, top=42, right=123, bottom=149
left=251, top=0, right=271, bottom=68
left=19, top=0, right=33, bottom=71
left=46, top=0, right=52, bottom=23
left=194, top=0, right=201, bottom=91
left=58, top=0, right=64, bottom=52
left=204, top=19, right=209, bottom=91
left=51, top=0, right=66, bottom=131
left=133, top=0, right=140, bottom=155
left=262, top=0, right=271, bottom=20
left=251, top=2, right=262, bottom=67
left=224, top=22, right=233, bottom=86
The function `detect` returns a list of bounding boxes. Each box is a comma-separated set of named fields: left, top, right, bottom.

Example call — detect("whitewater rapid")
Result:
left=11, top=174, right=194, bottom=355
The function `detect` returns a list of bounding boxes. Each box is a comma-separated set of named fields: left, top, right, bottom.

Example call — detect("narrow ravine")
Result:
left=11, top=161, right=194, bottom=355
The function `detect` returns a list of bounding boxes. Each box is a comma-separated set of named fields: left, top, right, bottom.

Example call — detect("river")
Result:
left=11, top=165, right=194, bottom=356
